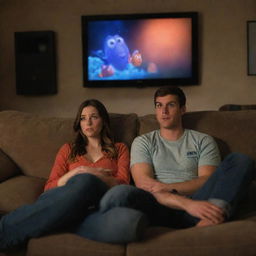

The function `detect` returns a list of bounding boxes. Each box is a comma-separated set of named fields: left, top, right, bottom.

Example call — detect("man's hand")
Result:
left=184, top=199, right=225, bottom=224
left=152, top=190, right=225, bottom=226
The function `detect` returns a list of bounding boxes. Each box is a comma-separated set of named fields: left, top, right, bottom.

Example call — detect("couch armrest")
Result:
left=0, top=148, right=21, bottom=182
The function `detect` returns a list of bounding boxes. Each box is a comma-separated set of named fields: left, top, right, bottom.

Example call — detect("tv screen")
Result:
left=81, top=12, right=198, bottom=87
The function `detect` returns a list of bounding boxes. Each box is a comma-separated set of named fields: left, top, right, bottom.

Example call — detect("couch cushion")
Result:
left=138, top=114, right=158, bottom=135
left=139, top=110, right=256, bottom=160
left=0, top=149, right=21, bottom=182
left=127, top=220, right=256, bottom=256
left=0, top=111, right=138, bottom=179
left=109, top=113, right=139, bottom=149
left=27, top=233, right=126, bottom=256
left=0, top=111, right=74, bottom=179
left=0, top=175, right=45, bottom=212
left=182, top=110, right=256, bottom=160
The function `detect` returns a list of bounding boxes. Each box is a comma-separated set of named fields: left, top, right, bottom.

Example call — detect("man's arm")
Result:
left=131, top=162, right=216, bottom=196
left=131, top=163, right=225, bottom=224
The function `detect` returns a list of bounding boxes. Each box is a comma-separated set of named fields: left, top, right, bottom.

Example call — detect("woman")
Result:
left=0, top=99, right=147, bottom=250
left=44, top=99, right=130, bottom=190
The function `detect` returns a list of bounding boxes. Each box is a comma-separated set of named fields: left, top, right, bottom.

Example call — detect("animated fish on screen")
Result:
left=88, top=34, right=156, bottom=80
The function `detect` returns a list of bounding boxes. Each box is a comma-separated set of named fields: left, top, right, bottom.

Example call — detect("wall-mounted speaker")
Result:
left=15, top=31, right=57, bottom=95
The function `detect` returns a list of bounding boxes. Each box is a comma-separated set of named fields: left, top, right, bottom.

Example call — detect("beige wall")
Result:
left=0, top=0, right=255, bottom=117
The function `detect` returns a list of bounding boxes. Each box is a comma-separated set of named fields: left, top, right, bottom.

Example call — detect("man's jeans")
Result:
left=100, top=153, right=255, bottom=228
left=0, top=174, right=148, bottom=250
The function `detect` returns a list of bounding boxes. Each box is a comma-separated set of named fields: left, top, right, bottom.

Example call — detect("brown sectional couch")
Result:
left=0, top=110, right=255, bottom=256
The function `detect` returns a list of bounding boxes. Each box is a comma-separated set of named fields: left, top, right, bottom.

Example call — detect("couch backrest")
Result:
left=0, top=111, right=138, bottom=179
left=139, top=110, right=256, bottom=161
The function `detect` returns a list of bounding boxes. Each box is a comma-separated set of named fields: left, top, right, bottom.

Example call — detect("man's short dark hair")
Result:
left=154, top=86, right=186, bottom=107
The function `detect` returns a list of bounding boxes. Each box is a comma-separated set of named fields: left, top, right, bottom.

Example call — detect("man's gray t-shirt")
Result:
left=130, top=129, right=221, bottom=184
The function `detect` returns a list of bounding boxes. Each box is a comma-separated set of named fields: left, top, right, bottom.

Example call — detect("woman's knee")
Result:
left=67, top=173, right=108, bottom=196
left=76, top=207, right=148, bottom=243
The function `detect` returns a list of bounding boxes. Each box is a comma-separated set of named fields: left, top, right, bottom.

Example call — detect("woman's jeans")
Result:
left=100, top=153, right=255, bottom=228
left=0, top=174, right=148, bottom=250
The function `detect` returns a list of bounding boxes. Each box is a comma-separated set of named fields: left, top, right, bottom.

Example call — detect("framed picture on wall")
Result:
left=247, top=21, right=256, bottom=75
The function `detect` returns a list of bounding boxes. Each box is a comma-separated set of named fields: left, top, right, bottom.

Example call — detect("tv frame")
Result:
left=81, top=12, right=199, bottom=88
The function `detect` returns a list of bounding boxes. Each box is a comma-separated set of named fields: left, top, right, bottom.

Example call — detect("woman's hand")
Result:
left=57, top=166, right=113, bottom=187
left=72, top=166, right=112, bottom=177
left=75, top=166, right=119, bottom=187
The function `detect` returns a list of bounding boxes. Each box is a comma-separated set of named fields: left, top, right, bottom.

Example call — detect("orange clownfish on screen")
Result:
left=130, top=50, right=142, bottom=67
left=147, top=62, right=158, bottom=73
left=98, top=65, right=115, bottom=78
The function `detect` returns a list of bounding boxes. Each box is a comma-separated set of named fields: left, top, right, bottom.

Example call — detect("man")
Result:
left=100, top=86, right=255, bottom=229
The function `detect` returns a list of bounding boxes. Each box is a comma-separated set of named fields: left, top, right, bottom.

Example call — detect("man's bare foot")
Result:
left=196, top=219, right=223, bottom=227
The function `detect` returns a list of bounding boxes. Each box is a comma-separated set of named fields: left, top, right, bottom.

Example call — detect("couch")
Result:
left=219, top=104, right=256, bottom=111
left=0, top=110, right=255, bottom=256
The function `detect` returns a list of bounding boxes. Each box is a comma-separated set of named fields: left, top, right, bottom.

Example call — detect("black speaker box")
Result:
left=15, top=31, right=57, bottom=95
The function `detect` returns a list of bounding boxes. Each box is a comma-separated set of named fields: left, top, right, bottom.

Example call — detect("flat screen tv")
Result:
left=81, top=12, right=198, bottom=87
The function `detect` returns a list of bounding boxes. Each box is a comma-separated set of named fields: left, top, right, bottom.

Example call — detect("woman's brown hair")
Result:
left=69, top=99, right=117, bottom=161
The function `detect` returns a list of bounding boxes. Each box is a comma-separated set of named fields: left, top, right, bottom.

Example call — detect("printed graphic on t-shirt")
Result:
left=186, top=151, right=198, bottom=158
